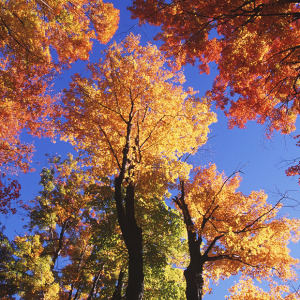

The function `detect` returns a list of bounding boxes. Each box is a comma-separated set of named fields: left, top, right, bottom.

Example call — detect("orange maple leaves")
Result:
left=176, top=164, right=300, bottom=297
left=0, top=0, right=119, bottom=174
left=130, top=0, right=300, bottom=135
left=0, top=0, right=119, bottom=66
left=227, top=278, right=299, bottom=300
left=61, top=33, right=216, bottom=183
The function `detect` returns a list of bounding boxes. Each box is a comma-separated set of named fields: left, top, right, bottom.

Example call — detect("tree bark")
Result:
left=111, top=270, right=124, bottom=300
left=87, top=269, right=102, bottom=300
left=115, top=177, right=144, bottom=300
left=184, top=263, right=204, bottom=300
left=174, top=182, right=205, bottom=300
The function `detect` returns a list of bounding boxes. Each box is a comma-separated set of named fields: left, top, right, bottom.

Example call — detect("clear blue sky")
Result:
left=2, top=1, right=300, bottom=298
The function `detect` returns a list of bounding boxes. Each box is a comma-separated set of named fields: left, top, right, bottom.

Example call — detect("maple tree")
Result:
left=61, top=33, right=215, bottom=299
left=173, top=164, right=300, bottom=300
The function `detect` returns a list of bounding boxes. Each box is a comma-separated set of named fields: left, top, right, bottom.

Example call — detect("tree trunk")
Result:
left=184, top=263, right=204, bottom=300
left=175, top=182, right=205, bottom=300
left=111, top=270, right=124, bottom=300
left=115, top=178, right=144, bottom=300
left=126, top=224, right=143, bottom=300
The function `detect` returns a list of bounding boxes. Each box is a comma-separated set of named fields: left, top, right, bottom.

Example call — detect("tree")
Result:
left=7, top=234, right=60, bottom=299
left=0, top=0, right=119, bottom=179
left=61, top=33, right=216, bottom=299
left=129, top=0, right=300, bottom=134
left=0, top=228, right=19, bottom=298
left=173, top=164, right=300, bottom=300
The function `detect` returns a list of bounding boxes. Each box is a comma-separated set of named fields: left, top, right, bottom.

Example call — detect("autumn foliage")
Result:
left=130, top=0, right=300, bottom=134
left=174, top=164, right=300, bottom=299
left=0, top=0, right=119, bottom=174
left=1, top=1, right=300, bottom=299
left=61, top=33, right=215, bottom=181
left=0, top=0, right=119, bottom=65
left=227, top=278, right=299, bottom=300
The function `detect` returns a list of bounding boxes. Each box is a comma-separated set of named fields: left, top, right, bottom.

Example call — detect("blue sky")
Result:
left=2, top=0, right=300, bottom=298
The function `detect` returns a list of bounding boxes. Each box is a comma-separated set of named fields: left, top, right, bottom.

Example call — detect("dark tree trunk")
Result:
left=184, top=263, right=204, bottom=300
left=111, top=270, right=124, bottom=300
left=87, top=269, right=102, bottom=300
left=126, top=225, right=143, bottom=300
left=174, top=182, right=205, bottom=300
left=115, top=177, right=144, bottom=300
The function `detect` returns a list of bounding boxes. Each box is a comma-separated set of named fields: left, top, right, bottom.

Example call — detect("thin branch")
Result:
left=233, top=193, right=286, bottom=234
left=203, top=234, right=224, bottom=258
left=203, top=163, right=248, bottom=228
left=97, top=123, right=121, bottom=170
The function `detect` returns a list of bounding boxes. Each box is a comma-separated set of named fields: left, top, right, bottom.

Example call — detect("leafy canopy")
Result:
left=130, top=0, right=300, bottom=135
left=61, top=33, right=216, bottom=184
left=177, top=164, right=300, bottom=293
left=0, top=0, right=119, bottom=175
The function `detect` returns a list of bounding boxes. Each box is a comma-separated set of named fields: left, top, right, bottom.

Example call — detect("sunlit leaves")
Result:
left=5, top=235, right=59, bottom=299
left=62, top=33, right=216, bottom=185
left=130, top=0, right=300, bottom=134
left=0, top=0, right=119, bottom=176
left=0, top=0, right=119, bottom=66
left=178, top=164, right=300, bottom=294
left=226, top=278, right=299, bottom=300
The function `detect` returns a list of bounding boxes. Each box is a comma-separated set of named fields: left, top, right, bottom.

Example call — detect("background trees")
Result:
left=1, top=154, right=188, bottom=299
